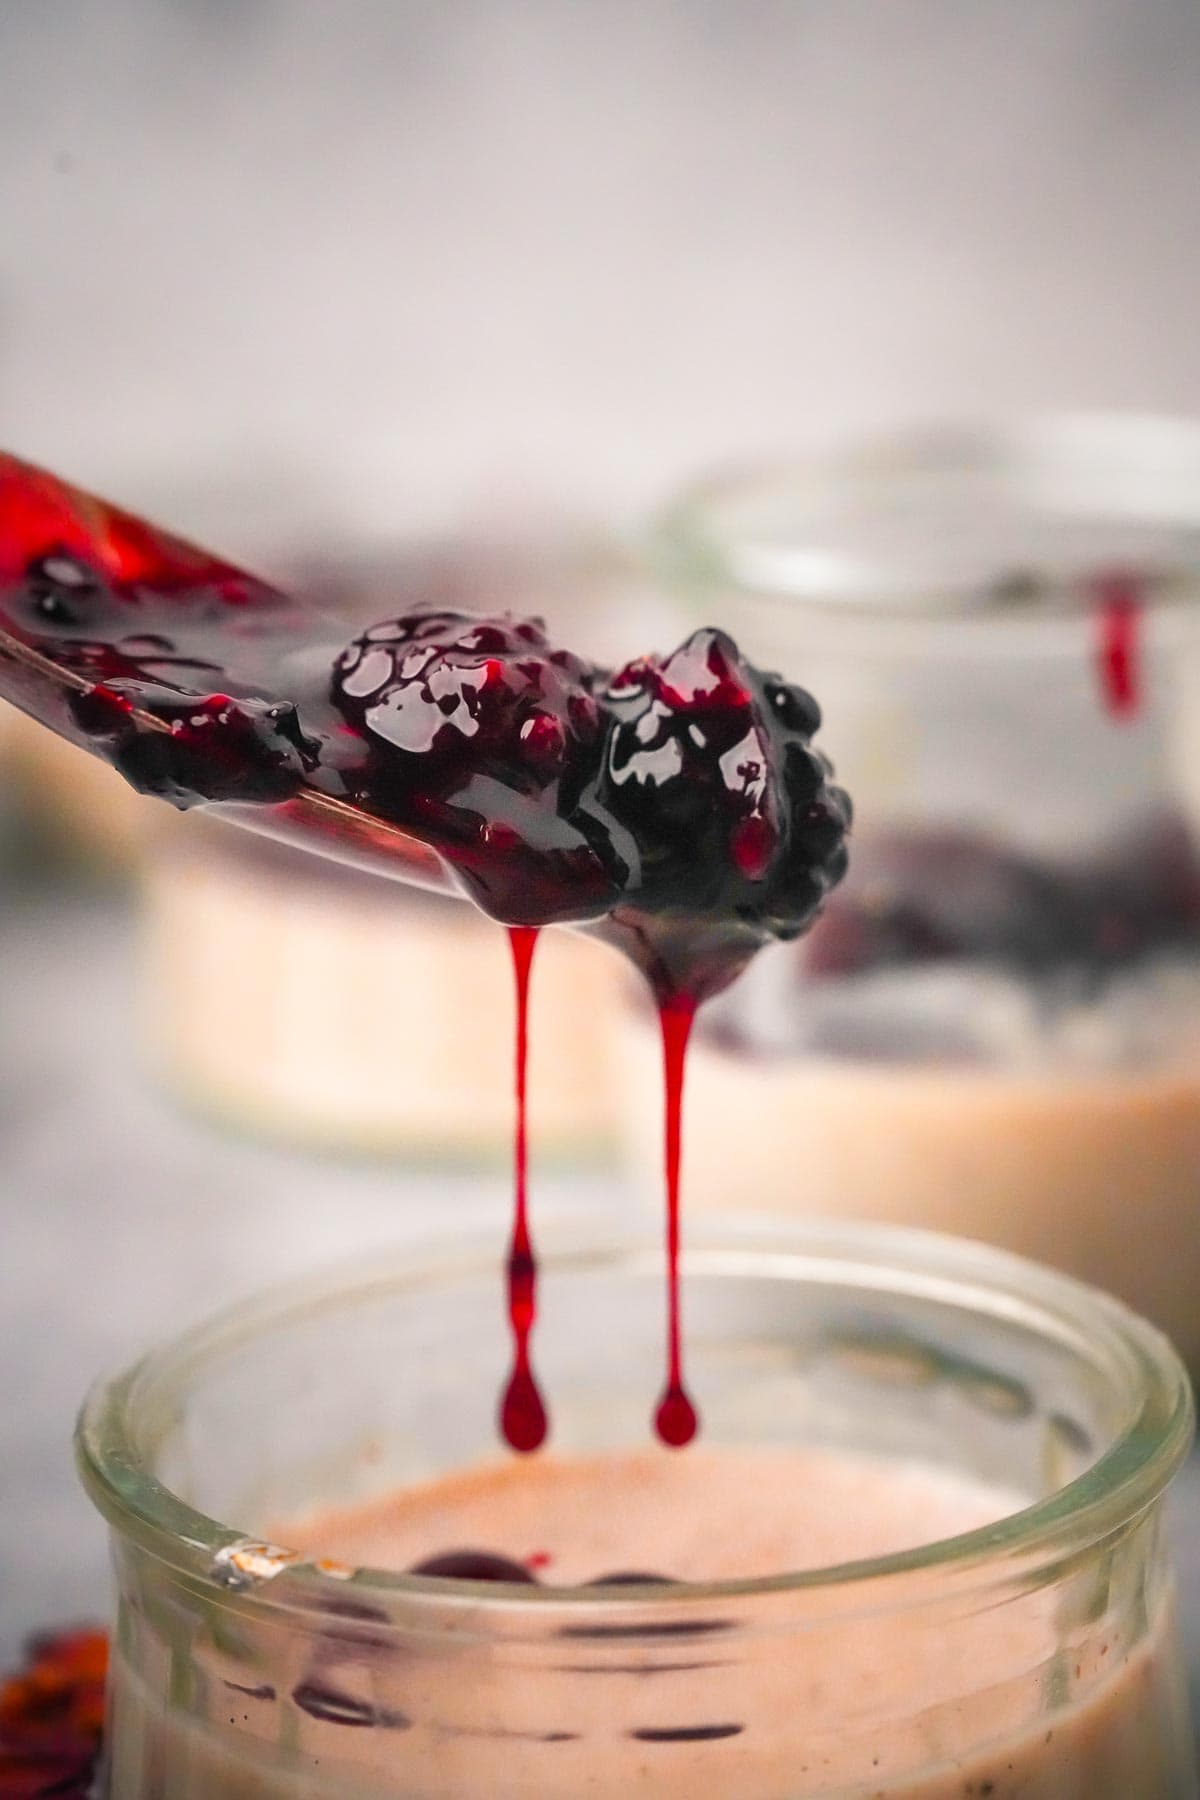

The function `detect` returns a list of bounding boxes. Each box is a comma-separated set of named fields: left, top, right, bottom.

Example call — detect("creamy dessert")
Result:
left=102, top=1445, right=1195, bottom=1798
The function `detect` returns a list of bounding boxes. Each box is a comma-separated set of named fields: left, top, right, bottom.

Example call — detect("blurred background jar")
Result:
left=619, top=414, right=1200, bottom=1367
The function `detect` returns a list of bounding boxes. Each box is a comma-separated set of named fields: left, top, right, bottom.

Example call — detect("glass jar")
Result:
left=625, top=415, right=1200, bottom=1367
left=77, top=1220, right=1196, bottom=1797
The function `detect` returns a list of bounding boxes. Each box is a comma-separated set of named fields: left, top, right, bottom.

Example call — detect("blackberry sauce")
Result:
left=500, top=925, right=547, bottom=1452
left=0, top=452, right=850, bottom=1452
left=655, top=997, right=698, bottom=1447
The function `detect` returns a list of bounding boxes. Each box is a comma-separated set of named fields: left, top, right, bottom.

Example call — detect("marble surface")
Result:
left=1, top=885, right=1198, bottom=1745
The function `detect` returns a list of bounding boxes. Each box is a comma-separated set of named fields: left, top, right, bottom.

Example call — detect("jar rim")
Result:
left=650, top=412, right=1200, bottom=644
left=76, top=1218, right=1193, bottom=1625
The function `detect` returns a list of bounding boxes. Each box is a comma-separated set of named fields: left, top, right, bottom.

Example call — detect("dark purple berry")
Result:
left=408, top=1549, right=539, bottom=1584
left=597, top=628, right=849, bottom=1001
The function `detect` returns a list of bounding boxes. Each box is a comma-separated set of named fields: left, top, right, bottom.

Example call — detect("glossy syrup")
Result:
left=499, top=926, right=548, bottom=1453
left=653, top=996, right=699, bottom=1447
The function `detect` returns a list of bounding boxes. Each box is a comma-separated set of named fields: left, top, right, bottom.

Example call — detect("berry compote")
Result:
left=0, top=452, right=850, bottom=1451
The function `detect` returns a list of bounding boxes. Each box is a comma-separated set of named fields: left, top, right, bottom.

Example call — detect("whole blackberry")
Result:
left=596, top=629, right=850, bottom=1002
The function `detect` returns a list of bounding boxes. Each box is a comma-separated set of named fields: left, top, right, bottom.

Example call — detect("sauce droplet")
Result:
left=653, top=996, right=699, bottom=1447
left=499, top=926, right=548, bottom=1453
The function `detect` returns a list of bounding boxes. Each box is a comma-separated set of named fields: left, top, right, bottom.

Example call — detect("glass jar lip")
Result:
left=76, top=1218, right=1193, bottom=1624
left=650, top=412, right=1200, bottom=644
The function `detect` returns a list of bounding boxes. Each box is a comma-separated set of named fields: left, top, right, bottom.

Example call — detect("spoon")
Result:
left=0, top=451, right=456, bottom=896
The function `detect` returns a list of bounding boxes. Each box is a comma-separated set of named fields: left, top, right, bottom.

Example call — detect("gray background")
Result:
left=2, top=1, right=1200, bottom=542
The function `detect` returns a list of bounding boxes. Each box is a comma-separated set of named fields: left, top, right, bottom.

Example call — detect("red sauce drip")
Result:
left=1095, top=576, right=1141, bottom=719
left=653, top=995, right=699, bottom=1448
left=499, top=925, right=548, bottom=1453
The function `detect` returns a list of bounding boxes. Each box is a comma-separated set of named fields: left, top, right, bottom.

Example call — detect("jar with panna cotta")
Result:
left=623, top=416, right=1200, bottom=1370
left=76, top=1222, right=1197, bottom=1798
